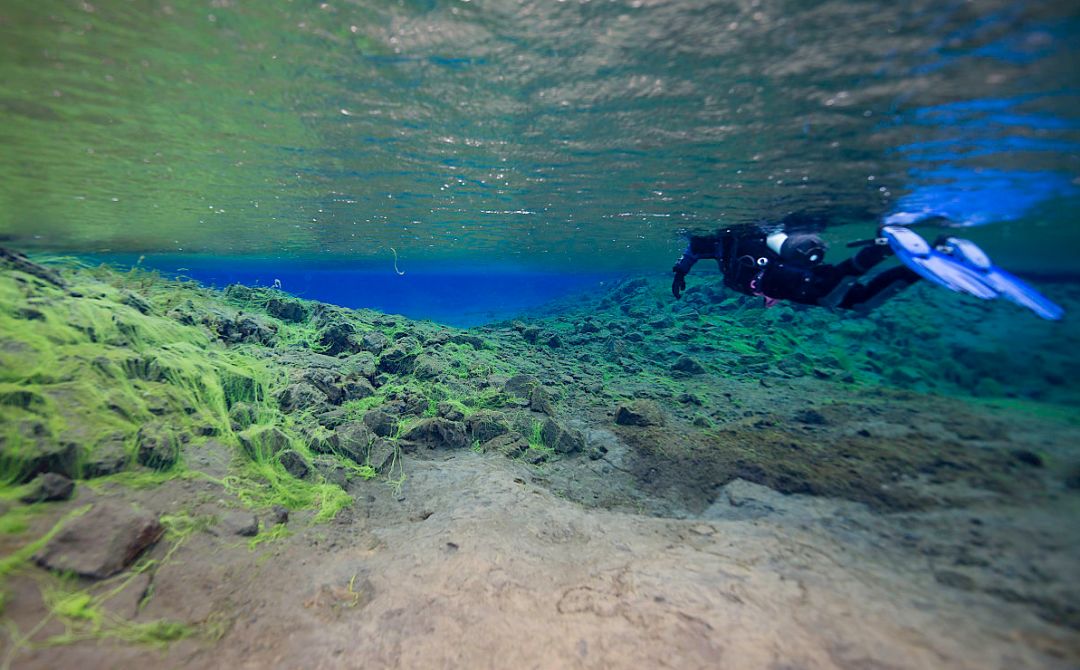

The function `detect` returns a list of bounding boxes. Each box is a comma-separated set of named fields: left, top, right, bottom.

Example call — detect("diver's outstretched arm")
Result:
left=672, top=234, right=722, bottom=299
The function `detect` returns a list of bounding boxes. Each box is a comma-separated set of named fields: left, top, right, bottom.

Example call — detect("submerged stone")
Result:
left=466, top=411, right=510, bottom=444
left=222, top=511, right=259, bottom=537
left=614, top=400, right=665, bottom=427
left=83, top=436, right=130, bottom=479
left=360, top=331, right=389, bottom=355
left=278, top=449, right=310, bottom=479
left=401, top=418, right=468, bottom=450
left=480, top=432, right=529, bottom=458
left=363, top=409, right=398, bottom=437
left=318, top=321, right=361, bottom=356
left=540, top=418, right=585, bottom=454
left=265, top=297, right=308, bottom=323
left=34, top=502, right=163, bottom=579
left=436, top=402, right=466, bottom=422
left=328, top=423, right=376, bottom=463
left=20, top=472, right=75, bottom=503
left=378, top=339, right=420, bottom=374
left=529, top=385, right=556, bottom=416
left=238, top=425, right=292, bottom=459
left=503, top=374, right=540, bottom=399
left=672, top=355, right=707, bottom=375
left=136, top=424, right=180, bottom=470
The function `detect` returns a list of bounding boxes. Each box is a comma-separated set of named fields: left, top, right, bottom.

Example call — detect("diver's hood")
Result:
left=766, top=231, right=826, bottom=266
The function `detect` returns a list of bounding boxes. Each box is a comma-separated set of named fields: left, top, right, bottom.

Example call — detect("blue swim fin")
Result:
left=880, top=226, right=998, bottom=300
left=944, top=237, right=1064, bottom=321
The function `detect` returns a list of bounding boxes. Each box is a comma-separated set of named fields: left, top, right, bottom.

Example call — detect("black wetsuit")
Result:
left=672, top=229, right=919, bottom=310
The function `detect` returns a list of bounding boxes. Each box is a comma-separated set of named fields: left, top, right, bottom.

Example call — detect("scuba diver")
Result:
left=670, top=221, right=1063, bottom=320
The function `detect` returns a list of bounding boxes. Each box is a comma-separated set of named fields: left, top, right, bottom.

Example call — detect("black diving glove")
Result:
left=672, top=269, right=687, bottom=299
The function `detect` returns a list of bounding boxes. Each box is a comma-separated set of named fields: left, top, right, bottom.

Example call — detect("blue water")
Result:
left=2, top=0, right=1079, bottom=320
left=98, top=255, right=619, bottom=327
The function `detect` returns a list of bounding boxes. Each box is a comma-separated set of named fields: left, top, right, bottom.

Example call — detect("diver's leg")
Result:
left=833, top=242, right=892, bottom=277
left=813, top=243, right=894, bottom=307
left=838, top=266, right=920, bottom=311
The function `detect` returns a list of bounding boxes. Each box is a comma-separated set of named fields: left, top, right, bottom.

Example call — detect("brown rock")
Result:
left=34, top=502, right=163, bottom=579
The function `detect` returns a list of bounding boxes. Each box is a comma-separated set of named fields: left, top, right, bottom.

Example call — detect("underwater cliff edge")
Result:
left=1, top=248, right=1078, bottom=668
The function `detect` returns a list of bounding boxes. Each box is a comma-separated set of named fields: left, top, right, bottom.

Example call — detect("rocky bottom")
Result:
left=1, top=253, right=1078, bottom=668
left=3, top=432, right=1079, bottom=670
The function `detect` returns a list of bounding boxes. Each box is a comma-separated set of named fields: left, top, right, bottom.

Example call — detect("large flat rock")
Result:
left=33, top=501, right=163, bottom=579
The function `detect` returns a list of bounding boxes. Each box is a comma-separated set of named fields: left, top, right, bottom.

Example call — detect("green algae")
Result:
left=1, top=256, right=360, bottom=526
left=246, top=522, right=291, bottom=551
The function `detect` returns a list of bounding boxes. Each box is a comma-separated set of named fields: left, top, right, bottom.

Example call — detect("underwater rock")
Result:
left=278, top=382, right=327, bottom=414
left=360, top=331, right=389, bottom=355
left=540, top=418, right=585, bottom=454
left=317, top=321, right=361, bottom=356
left=136, top=423, right=180, bottom=470
left=278, top=449, right=310, bottom=479
left=34, top=501, right=163, bottom=579
left=365, top=439, right=396, bottom=472
left=299, top=369, right=347, bottom=404
left=412, top=355, right=443, bottom=380
left=363, top=409, right=397, bottom=437
left=614, top=400, right=665, bottom=427
left=400, top=418, right=468, bottom=450
left=466, top=411, right=510, bottom=444
left=378, top=338, right=420, bottom=374
left=222, top=511, right=259, bottom=537
left=327, top=423, right=376, bottom=464
left=672, top=355, right=706, bottom=375
left=449, top=333, right=485, bottom=349
left=342, top=352, right=378, bottom=380
left=83, top=435, right=130, bottom=478
left=1065, top=466, right=1080, bottom=490
left=794, top=409, right=827, bottom=426
left=229, top=402, right=260, bottom=431
left=20, top=472, right=75, bottom=503
left=1010, top=449, right=1043, bottom=468
left=212, top=312, right=277, bottom=346
left=238, top=425, right=291, bottom=459
left=120, top=290, right=153, bottom=315
left=503, top=374, right=540, bottom=399
left=0, top=429, right=79, bottom=482
left=312, top=456, right=349, bottom=488
left=776, top=353, right=809, bottom=377
left=269, top=505, right=289, bottom=525
left=529, top=385, right=556, bottom=416
left=543, top=332, right=562, bottom=348
left=265, top=297, right=308, bottom=323
left=436, top=402, right=466, bottom=422
left=0, top=247, right=66, bottom=287
left=480, top=432, right=529, bottom=458
left=343, top=378, right=376, bottom=402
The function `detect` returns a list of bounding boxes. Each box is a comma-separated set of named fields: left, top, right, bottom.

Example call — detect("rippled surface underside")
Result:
left=1, top=0, right=1078, bottom=272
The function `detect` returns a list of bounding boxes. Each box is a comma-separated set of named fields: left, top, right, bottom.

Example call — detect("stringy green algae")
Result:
left=0, top=259, right=357, bottom=521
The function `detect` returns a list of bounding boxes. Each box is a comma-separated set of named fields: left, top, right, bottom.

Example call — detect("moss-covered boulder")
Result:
left=540, top=418, right=585, bottom=455
left=135, top=423, right=181, bottom=470
left=238, top=425, right=291, bottom=460
left=466, top=411, right=510, bottom=444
